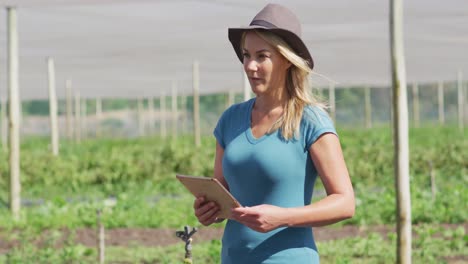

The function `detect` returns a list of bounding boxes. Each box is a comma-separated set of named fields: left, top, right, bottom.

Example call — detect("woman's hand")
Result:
left=231, top=204, right=288, bottom=233
left=193, top=196, right=221, bottom=226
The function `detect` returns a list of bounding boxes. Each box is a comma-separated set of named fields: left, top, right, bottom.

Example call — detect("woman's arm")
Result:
left=231, top=133, right=355, bottom=232
left=285, top=132, right=355, bottom=226
left=193, top=141, right=227, bottom=225
left=213, top=142, right=229, bottom=190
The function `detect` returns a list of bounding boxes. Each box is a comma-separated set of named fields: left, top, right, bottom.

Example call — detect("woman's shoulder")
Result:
left=300, top=104, right=337, bottom=148
left=302, top=104, right=333, bottom=127
left=222, top=98, right=255, bottom=117
left=231, top=98, right=255, bottom=110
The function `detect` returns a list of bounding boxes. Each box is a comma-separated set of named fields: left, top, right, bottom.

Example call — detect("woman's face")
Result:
left=242, top=31, right=290, bottom=96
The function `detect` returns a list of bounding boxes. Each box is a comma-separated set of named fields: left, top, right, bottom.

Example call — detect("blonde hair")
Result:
left=241, top=29, right=325, bottom=140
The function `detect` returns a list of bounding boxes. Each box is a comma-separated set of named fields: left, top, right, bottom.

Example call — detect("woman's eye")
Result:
left=242, top=53, right=250, bottom=58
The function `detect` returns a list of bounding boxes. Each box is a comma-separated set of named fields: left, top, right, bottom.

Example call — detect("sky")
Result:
left=0, top=0, right=467, bottom=99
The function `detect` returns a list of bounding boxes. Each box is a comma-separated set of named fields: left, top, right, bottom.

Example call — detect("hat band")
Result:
left=250, top=19, right=278, bottom=29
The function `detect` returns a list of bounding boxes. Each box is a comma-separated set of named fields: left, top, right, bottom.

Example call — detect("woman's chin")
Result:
left=251, top=86, right=266, bottom=95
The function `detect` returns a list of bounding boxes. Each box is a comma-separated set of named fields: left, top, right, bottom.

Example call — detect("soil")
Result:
left=72, top=223, right=465, bottom=248
left=0, top=223, right=466, bottom=261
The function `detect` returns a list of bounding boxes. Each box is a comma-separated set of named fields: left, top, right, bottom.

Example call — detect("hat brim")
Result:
left=228, top=26, right=314, bottom=69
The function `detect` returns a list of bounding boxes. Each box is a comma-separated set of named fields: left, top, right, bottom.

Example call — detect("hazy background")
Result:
left=0, top=0, right=467, bottom=99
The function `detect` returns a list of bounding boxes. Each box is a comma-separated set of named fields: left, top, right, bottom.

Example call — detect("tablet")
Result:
left=176, top=174, right=241, bottom=219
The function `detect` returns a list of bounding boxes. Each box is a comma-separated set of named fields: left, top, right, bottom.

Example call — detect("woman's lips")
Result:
left=250, top=77, right=262, bottom=82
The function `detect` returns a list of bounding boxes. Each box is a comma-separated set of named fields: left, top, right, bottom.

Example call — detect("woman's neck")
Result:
left=254, top=87, right=288, bottom=114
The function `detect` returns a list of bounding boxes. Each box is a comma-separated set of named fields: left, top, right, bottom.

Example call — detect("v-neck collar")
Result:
left=246, top=98, right=272, bottom=144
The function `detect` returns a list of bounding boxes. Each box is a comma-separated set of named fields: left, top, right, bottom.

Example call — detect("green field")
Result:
left=0, top=126, right=466, bottom=263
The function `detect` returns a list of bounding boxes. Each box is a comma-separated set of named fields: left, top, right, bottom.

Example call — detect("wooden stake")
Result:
left=364, top=86, right=372, bottom=129
left=180, top=95, right=187, bottom=135
left=74, top=91, right=81, bottom=143
left=97, top=209, right=105, bottom=264
left=437, top=81, right=444, bottom=125
left=316, top=86, right=323, bottom=99
left=390, top=0, right=412, bottom=262
left=47, top=57, right=59, bottom=155
left=389, top=87, right=394, bottom=126
left=465, top=81, right=468, bottom=126
left=81, top=99, right=87, bottom=139
left=95, top=97, right=102, bottom=138
left=7, top=6, right=21, bottom=220
left=193, top=61, right=201, bottom=147
left=243, top=69, right=251, bottom=101
left=147, top=97, right=154, bottom=135
left=227, top=89, right=235, bottom=109
left=160, top=93, right=167, bottom=138
left=1, top=98, right=7, bottom=152
left=329, top=82, right=336, bottom=123
left=65, top=79, right=73, bottom=140
left=137, top=98, right=144, bottom=137
left=412, top=83, right=420, bottom=128
left=172, top=81, right=178, bottom=137
left=457, top=71, right=464, bottom=132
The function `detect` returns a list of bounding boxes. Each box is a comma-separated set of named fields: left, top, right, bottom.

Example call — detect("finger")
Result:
left=231, top=210, right=247, bottom=219
left=195, top=202, right=216, bottom=217
left=234, top=214, right=260, bottom=226
left=193, top=196, right=206, bottom=209
left=205, top=211, right=221, bottom=225
left=199, top=206, right=220, bottom=225
left=232, top=206, right=259, bottom=216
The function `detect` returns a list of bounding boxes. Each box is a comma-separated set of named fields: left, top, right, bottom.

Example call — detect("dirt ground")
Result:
left=0, top=223, right=466, bottom=262
left=1, top=223, right=466, bottom=248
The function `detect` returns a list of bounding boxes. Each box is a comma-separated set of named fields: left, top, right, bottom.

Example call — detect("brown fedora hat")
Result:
left=228, top=3, right=314, bottom=69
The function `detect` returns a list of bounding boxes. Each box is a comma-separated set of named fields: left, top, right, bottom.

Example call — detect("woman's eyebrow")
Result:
left=242, top=48, right=271, bottom=54
left=256, top=49, right=270, bottom=54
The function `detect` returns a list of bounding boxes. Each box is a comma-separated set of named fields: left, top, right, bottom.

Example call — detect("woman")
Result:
left=194, top=3, right=354, bottom=263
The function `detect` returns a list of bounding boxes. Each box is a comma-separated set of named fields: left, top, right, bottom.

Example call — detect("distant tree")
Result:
left=22, top=100, right=49, bottom=116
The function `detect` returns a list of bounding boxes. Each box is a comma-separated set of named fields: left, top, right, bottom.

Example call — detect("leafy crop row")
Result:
left=0, top=126, right=466, bottom=229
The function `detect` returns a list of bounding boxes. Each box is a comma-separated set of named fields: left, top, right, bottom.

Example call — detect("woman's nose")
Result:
left=244, top=59, right=258, bottom=72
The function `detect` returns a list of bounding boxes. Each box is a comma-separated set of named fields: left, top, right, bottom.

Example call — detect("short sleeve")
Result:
left=213, top=106, right=232, bottom=149
left=302, top=106, right=337, bottom=151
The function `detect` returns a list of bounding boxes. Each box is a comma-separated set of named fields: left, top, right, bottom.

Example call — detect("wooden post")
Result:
left=329, top=82, right=336, bottom=123
left=389, top=87, right=394, bottom=125
left=457, top=71, right=464, bottom=132
left=315, top=86, right=323, bottom=99
left=172, top=81, right=178, bottom=137
left=97, top=209, right=105, bottom=264
left=81, top=99, right=87, bottom=139
left=7, top=6, right=21, bottom=220
left=437, top=81, right=444, bottom=125
left=65, top=79, right=73, bottom=140
left=390, top=0, right=412, bottom=263
left=364, top=86, right=372, bottom=129
left=226, top=89, right=236, bottom=109
left=160, top=93, right=167, bottom=138
left=193, top=61, right=201, bottom=147
left=95, top=97, right=102, bottom=138
left=1, top=98, right=7, bottom=152
left=243, top=70, right=251, bottom=101
left=147, top=97, right=154, bottom=135
left=465, top=80, right=468, bottom=126
left=47, top=57, right=59, bottom=155
left=412, top=83, right=420, bottom=128
left=137, top=98, right=144, bottom=137
left=74, top=91, right=81, bottom=143
left=465, top=81, right=468, bottom=126
left=181, top=95, right=187, bottom=135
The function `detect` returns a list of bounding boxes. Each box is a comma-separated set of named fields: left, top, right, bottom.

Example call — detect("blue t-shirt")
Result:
left=214, top=98, right=337, bottom=264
